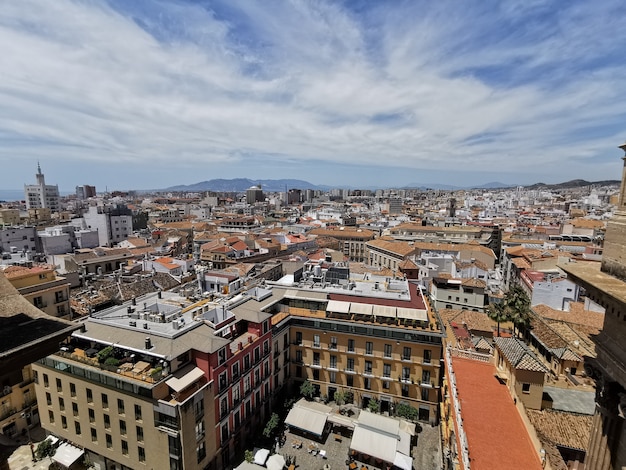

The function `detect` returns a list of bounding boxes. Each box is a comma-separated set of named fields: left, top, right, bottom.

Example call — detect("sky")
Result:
left=2, top=0, right=626, bottom=191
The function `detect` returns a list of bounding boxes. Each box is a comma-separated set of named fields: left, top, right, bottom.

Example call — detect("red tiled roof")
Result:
left=452, top=357, right=543, bottom=470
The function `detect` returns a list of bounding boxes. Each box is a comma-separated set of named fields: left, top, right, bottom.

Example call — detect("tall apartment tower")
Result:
left=561, top=142, right=626, bottom=470
left=24, top=163, right=60, bottom=213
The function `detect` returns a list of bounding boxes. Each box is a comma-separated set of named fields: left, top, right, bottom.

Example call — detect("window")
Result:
left=86, top=388, right=93, bottom=403
left=244, top=355, right=250, bottom=370
left=134, top=404, right=142, bottom=420
left=43, top=374, right=49, bottom=388
left=296, top=332, right=302, bottom=345
left=421, top=388, right=430, bottom=401
left=364, top=378, right=371, bottom=390
left=423, top=350, right=432, bottom=364
left=121, top=440, right=128, bottom=455
left=88, top=408, right=95, bottom=423
left=365, top=342, right=373, bottom=355
left=101, top=393, right=108, bottom=409
left=120, top=420, right=127, bottom=435
left=106, top=434, right=112, bottom=449
left=220, top=398, right=228, bottom=419
left=34, top=296, right=44, bottom=308
left=70, top=383, right=76, bottom=397
left=46, top=392, right=52, bottom=406
left=232, top=362, right=240, bottom=380
left=403, top=347, right=411, bottom=361
left=365, top=361, right=372, bottom=375
left=117, top=399, right=125, bottom=414
left=48, top=410, right=54, bottom=423
left=59, top=397, right=65, bottom=411
left=348, top=339, right=355, bottom=353
left=56, top=378, right=62, bottom=392
left=384, top=344, right=392, bottom=358
left=221, top=423, right=229, bottom=443
left=522, top=383, right=531, bottom=394
left=329, top=336, right=337, bottom=350
left=138, top=446, right=146, bottom=462
left=347, top=358, right=354, bottom=372
left=91, top=428, right=97, bottom=442
left=61, top=416, right=67, bottom=429
left=330, top=371, right=336, bottom=383
left=72, top=402, right=79, bottom=417
left=218, top=347, right=226, bottom=365
left=402, top=366, right=410, bottom=382
left=313, top=335, right=320, bottom=348
left=383, top=363, right=391, bottom=378
left=196, top=440, right=207, bottom=463
left=284, top=335, right=289, bottom=349
left=136, top=426, right=144, bottom=442
left=313, top=369, right=320, bottom=381
left=104, top=414, right=110, bottom=429
left=347, top=375, right=354, bottom=387
left=330, top=355, right=337, bottom=369
left=422, top=370, right=430, bottom=384
left=383, top=380, right=390, bottom=390
left=296, top=366, right=302, bottom=378
left=402, top=384, right=409, bottom=397
left=313, top=352, right=320, bottom=366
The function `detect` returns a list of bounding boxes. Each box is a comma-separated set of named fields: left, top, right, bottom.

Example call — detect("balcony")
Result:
left=344, top=368, right=356, bottom=374
left=362, top=370, right=374, bottom=377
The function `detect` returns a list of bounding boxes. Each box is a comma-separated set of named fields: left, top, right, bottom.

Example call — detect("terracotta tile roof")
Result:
left=451, top=357, right=543, bottom=470
left=569, top=218, right=605, bottom=229
left=440, top=309, right=495, bottom=334
left=461, top=278, right=486, bottom=288
left=494, top=337, right=548, bottom=372
left=365, top=239, right=418, bottom=256
left=532, top=303, right=604, bottom=330
left=526, top=409, right=592, bottom=452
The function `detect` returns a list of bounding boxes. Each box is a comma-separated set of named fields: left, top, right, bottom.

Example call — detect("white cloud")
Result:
left=0, top=0, right=625, bottom=188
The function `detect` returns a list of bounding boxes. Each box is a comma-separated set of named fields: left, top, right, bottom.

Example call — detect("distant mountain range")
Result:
left=162, top=178, right=619, bottom=193
left=164, top=178, right=331, bottom=193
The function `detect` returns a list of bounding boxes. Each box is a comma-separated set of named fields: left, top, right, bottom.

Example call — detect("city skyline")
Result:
left=2, top=0, right=626, bottom=191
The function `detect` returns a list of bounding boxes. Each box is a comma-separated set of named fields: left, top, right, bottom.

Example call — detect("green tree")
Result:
left=367, top=399, right=380, bottom=413
left=334, top=390, right=346, bottom=406
left=487, top=302, right=508, bottom=337
left=395, top=403, right=418, bottom=421
left=299, top=380, right=314, bottom=400
left=504, top=285, right=532, bottom=336
left=262, top=413, right=280, bottom=438
left=36, top=438, right=56, bottom=461
left=244, top=450, right=254, bottom=463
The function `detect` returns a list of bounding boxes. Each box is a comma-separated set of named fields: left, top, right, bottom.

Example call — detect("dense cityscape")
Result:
left=1, top=149, right=626, bottom=470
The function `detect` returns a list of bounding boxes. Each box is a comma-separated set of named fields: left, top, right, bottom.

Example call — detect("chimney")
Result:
left=145, top=337, right=152, bottom=349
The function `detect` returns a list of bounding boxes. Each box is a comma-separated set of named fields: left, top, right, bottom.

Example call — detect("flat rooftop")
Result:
left=451, top=357, right=543, bottom=470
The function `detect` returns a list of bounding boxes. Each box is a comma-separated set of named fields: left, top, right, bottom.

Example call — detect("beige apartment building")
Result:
left=3, top=264, right=71, bottom=318
left=32, top=290, right=274, bottom=470
left=309, top=227, right=376, bottom=262
left=232, top=268, right=445, bottom=425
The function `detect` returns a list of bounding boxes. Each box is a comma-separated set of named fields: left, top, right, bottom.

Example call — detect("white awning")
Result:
left=350, top=425, right=398, bottom=463
left=373, top=305, right=397, bottom=319
left=399, top=419, right=416, bottom=436
left=285, top=289, right=328, bottom=302
left=393, top=451, right=414, bottom=470
left=254, top=448, right=270, bottom=466
left=52, top=443, right=84, bottom=468
left=285, top=405, right=328, bottom=436
left=266, top=454, right=286, bottom=470
left=350, top=302, right=373, bottom=316
left=326, top=300, right=351, bottom=314
left=358, top=409, right=400, bottom=436
left=328, top=413, right=355, bottom=429
left=397, top=307, right=428, bottom=322
left=165, top=367, right=205, bottom=393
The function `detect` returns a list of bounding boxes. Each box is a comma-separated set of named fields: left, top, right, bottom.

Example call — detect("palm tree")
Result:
left=487, top=302, right=508, bottom=337
left=504, top=285, right=531, bottom=337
